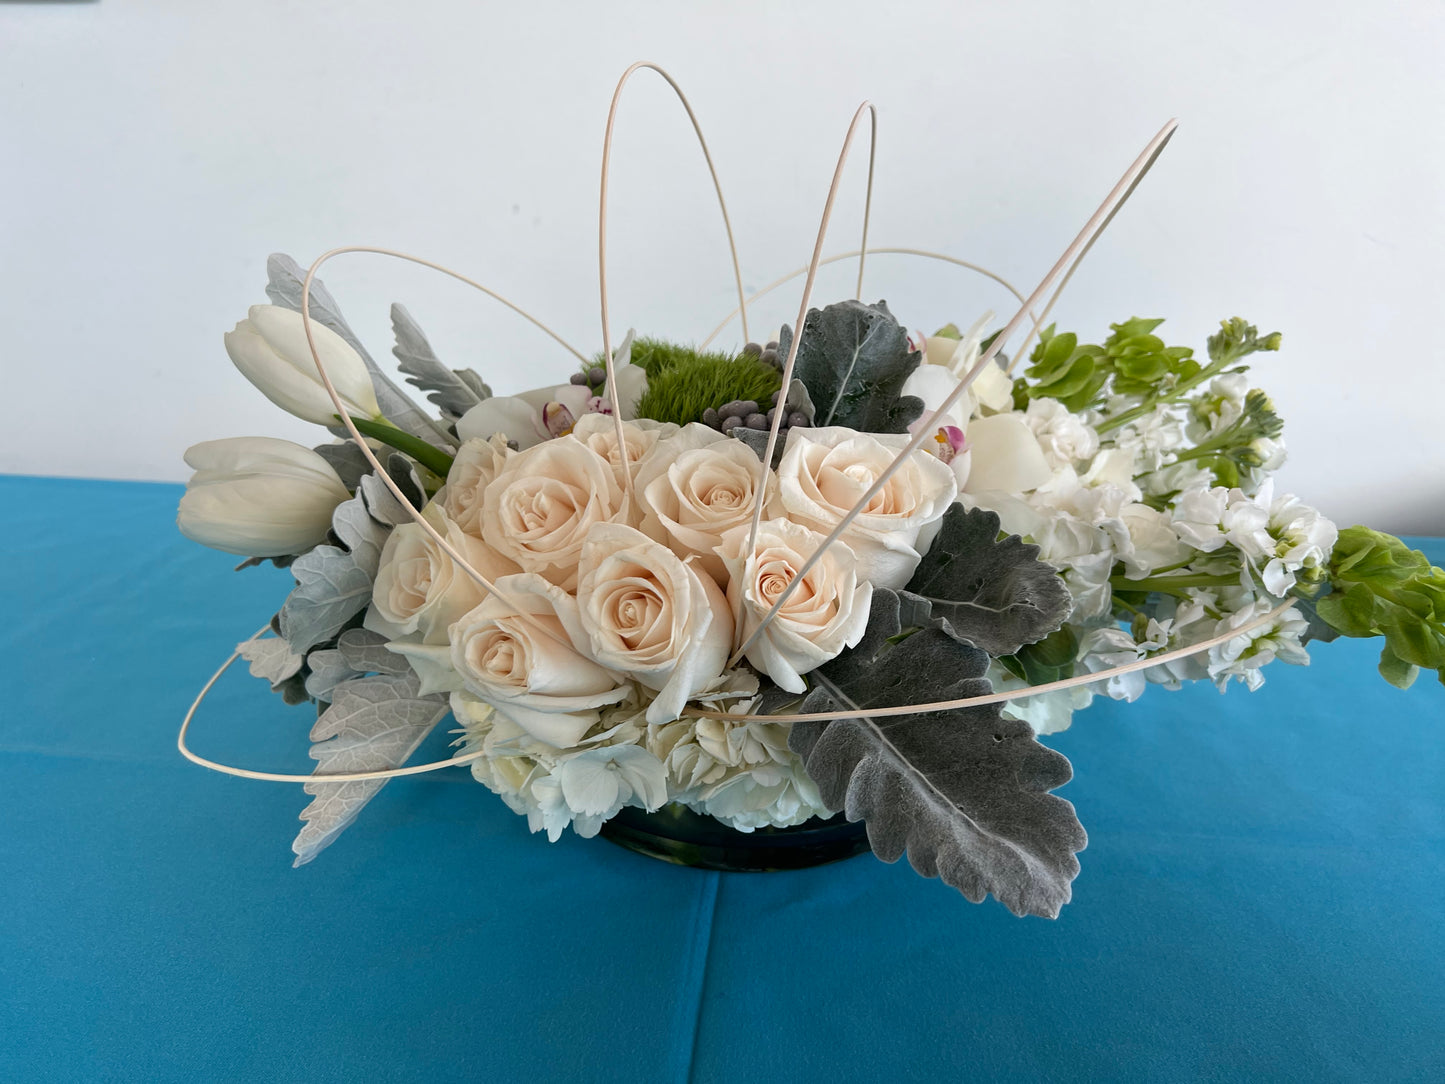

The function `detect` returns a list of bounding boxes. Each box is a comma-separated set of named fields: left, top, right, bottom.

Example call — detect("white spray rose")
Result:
left=223, top=305, right=381, bottom=425
left=438, top=434, right=512, bottom=538
left=576, top=523, right=734, bottom=725
left=636, top=424, right=775, bottom=584
left=775, top=426, right=957, bottom=589
left=366, top=505, right=517, bottom=645
left=717, top=518, right=872, bottom=693
left=177, top=437, right=351, bottom=557
left=480, top=435, right=628, bottom=591
left=394, top=573, right=629, bottom=748
left=569, top=413, right=678, bottom=490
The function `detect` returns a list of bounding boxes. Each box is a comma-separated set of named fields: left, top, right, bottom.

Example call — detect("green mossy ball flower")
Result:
left=587, top=338, right=782, bottom=426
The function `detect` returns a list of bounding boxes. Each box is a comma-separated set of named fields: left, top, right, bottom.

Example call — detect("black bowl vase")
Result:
left=598, top=803, right=871, bottom=872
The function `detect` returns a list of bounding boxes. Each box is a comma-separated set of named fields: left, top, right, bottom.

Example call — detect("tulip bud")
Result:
left=177, top=437, right=351, bottom=557
left=223, top=305, right=382, bottom=425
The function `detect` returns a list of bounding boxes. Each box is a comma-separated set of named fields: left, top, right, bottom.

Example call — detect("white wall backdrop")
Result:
left=2, top=0, right=1442, bottom=533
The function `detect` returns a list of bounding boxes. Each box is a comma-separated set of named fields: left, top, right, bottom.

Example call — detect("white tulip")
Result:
left=177, top=437, right=351, bottom=556
left=224, top=305, right=382, bottom=425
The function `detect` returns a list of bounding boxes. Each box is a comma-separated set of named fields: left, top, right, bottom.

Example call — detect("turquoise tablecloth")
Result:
left=2, top=476, right=1442, bottom=1082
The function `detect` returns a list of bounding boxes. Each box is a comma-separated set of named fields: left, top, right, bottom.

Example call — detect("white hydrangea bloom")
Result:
left=452, top=688, right=668, bottom=841
left=645, top=707, right=829, bottom=831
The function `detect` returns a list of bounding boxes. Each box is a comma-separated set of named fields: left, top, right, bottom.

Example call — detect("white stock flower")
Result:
left=1025, top=397, right=1101, bottom=469
left=718, top=518, right=872, bottom=693
left=480, top=436, right=627, bottom=590
left=366, top=505, right=515, bottom=645
left=635, top=424, right=774, bottom=584
left=223, top=305, right=381, bottom=425
left=576, top=523, right=734, bottom=724
left=177, top=437, right=350, bottom=556
left=776, top=426, right=957, bottom=589
left=1260, top=493, right=1337, bottom=595
left=1112, top=405, right=1187, bottom=473
left=1206, top=599, right=1310, bottom=691
left=987, top=661, right=1095, bottom=736
left=1076, top=625, right=1150, bottom=703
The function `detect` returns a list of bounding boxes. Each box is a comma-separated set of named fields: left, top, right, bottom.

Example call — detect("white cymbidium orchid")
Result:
left=455, top=365, right=648, bottom=450
left=224, top=305, right=382, bottom=426
left=177, top=436, right=350, bottom=557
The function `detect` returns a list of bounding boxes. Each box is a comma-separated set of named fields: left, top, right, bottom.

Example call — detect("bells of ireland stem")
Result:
left=224, top=304, right=383, bottom=426
left=177, top=437, right=351, bottom=557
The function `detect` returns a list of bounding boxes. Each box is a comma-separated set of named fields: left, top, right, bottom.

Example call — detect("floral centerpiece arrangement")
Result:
left=177, top=78, right=1445, bottom=919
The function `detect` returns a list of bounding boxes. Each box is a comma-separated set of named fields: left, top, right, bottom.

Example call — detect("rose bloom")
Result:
left=718, top=518, right=872, bottom=693
left=774, top=426, right=957, bottom=589
left=439, top=434, right=512, bottom=538
left=392, top=573, right=629, bottom=748
left=480, top=435, right=628, bottom=590
left=366, top=505, right=518, bottom=645
left=635, top=423, right=775, bottom=585
left=576, top=522, right=734, bottom=724
left=569, top=413, right=678, bottom=491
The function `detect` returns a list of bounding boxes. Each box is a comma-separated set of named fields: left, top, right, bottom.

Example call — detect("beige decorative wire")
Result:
left=179, top=63, right=1254, bottom=788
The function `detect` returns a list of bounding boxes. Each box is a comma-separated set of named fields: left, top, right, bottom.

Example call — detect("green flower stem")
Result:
left=1110, top=572, right=1240, bottom=593
left=342, top=415, right=456, bottom=478
left=1095, top=356, right=1232, bottom=435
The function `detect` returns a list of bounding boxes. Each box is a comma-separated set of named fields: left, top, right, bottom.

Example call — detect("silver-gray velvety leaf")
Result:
left=904, top=505, right=1072, bottom=657
left=292, top=670, right=450, bottom=866
left=265, top=253, right=456, bottom=449
left=391, top=302, right=491, bottom=419
left=338, top=628, right=410, bottom=676
left=238, top=637, right=304, bottom=689
left=312, top=441, right=374, bottom=491
left=779, top=299, right=923, bottom=433
left=277, top=491, right=391, bottom=653
left=303, top=646, right=359, bottom=702
left=357, top=456, right=425, bottom=528
left=787, top=589, right=1086, bottom=918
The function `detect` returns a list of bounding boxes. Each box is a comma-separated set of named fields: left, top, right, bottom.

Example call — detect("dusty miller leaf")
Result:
left=391, top=302, right=491, bottom=420
left=305, top=629, right=406, bottom=701
left=779, top=299, right=923, bottom=433
left=787, top=589, right=1086, bottom=917
left=904, top=505, right=1072, bottom=657
left=357, top=455, right=425, bottom=528
left=237, top=637, right=304, bottom=689
left=278, top=490, right=392, bottom=653
left=312, top=441, right=374, bottom=491
left=265, top=253, right=456, bottom=449
left=292, top=670, right=450, bottom=866
left=338, top=628, right=410, bottom=675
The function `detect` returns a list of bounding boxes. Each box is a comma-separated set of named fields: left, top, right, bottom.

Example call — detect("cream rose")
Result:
left=718, top=518, right=872, bottom=693
left=394, top=573, right=629, bottom=748
left=576, top=523, right=734, bottom=724
left=439, top=434, right=512, bottom=537
left=366, top=505, right=518, bottom=644
left=774, top=426, right=957, bottom=589
left=635, top=423, right=775, bottom=585
left=569, top=413, right=679, bottom=490
left=480, top=435, right=628, bottom=590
